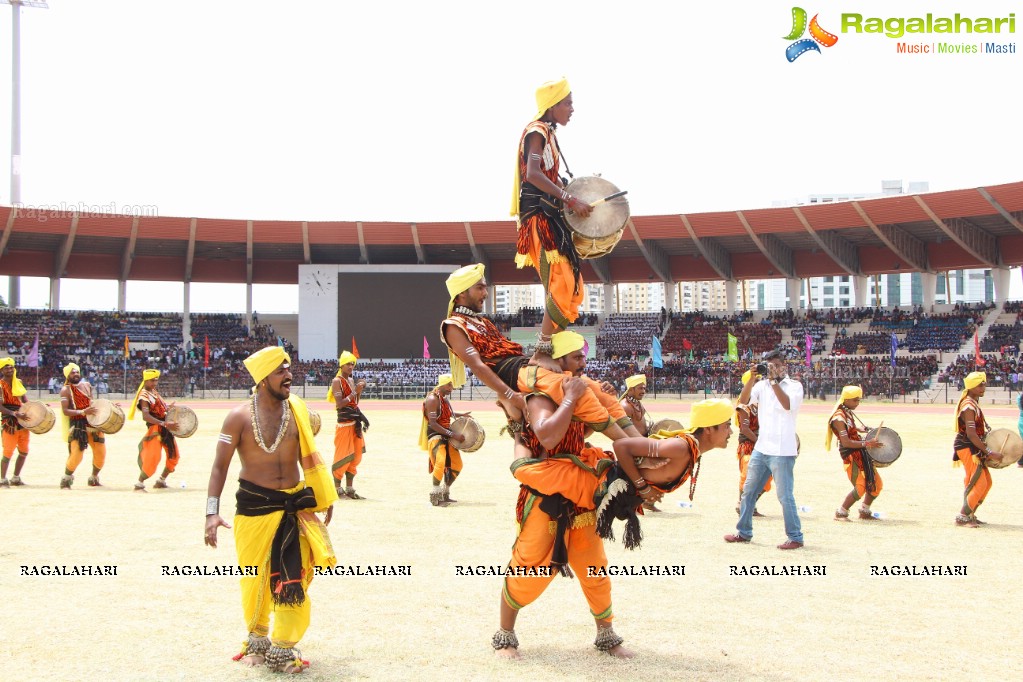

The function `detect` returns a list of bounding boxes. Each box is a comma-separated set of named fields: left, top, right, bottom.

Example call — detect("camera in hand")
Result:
left=756, top=362, right=768, bottom=376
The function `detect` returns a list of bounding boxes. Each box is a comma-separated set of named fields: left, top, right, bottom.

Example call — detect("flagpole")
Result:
left=35, top=365, right=39, bottom=399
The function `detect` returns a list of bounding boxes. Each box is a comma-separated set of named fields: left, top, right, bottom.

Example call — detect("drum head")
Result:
left=87, top=399, right=114, bottom=429
left=985, top=428, right=1023, bottom=468
left=18, top=401, right=48, bottom=428
left=451, top=415, right=485, bottom=453
left=309, top=411, right=322, bottom=437
left=167, top=406, right=198, bottom=439
left=563, top=176, right=630, bottom=238
left=866, top=427, right=902, bottom=467
left=649, top=418, right=684, bottom=436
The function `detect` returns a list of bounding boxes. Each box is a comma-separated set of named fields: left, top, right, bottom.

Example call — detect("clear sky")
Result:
left=1, top=0, right=1020, bottom=311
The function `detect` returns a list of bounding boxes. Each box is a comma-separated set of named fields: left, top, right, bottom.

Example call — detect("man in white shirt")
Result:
left=724, top=350, right=805, bottom=549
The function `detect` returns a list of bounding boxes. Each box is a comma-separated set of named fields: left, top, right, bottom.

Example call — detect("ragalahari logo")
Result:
left=784, top=7, right=839, bottom=61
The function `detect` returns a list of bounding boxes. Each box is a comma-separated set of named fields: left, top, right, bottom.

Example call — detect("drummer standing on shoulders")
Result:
left=0, top=358, right=30, bottom=487
left=511, top=78, right=592, bottom=368
left=825, top=386, right=883, bottom=522
left=419, top=373, right=467, bottom=507
left=59, top=363, right=105, bottom=489
left=129, top=369, right=179, bottom=492
left=953, top=372, right=1001, bottom=527
left=329, top=351, right=369, bottom=500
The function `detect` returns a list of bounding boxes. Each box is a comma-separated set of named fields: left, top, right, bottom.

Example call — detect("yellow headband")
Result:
left=841, top=385, right=863, bottom=401
left=128, top=369, right=162, bottom=420
left=244, top=347, right=291, bottom=386
left=0, top=358, right=26, bottom=397
left=337, top=351, right=358, bottom=369
left=688, top=399, right=734, bottom=430
left=63, top=363, right=80, bottom=381
left=534, top=78, right=570, bottom=121
left=625, top=374, right=646, bottom=389
left=436, top=373, right=453, bottom=388
left=964, top=372, right=986, bottom=390
left=552, top=331, right=585, bottom=360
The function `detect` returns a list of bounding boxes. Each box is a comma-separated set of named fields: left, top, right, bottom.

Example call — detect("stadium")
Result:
left=2, top=2, right=1022, bottom=681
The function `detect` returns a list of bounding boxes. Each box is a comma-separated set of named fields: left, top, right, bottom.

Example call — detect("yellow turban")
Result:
left=625, top=374, right=646, bottom=389
left=128, top=369, right=162, bottom=420
left=825, top=385, right=863, bottom=451
left=436, top=373, right=453, bottom=388
left=444, top=264, right=486, bottom=389
left=244, top=347, right=291, bottom=386
left=0, top=358, right=26, bottom=397
left=955, top=371, right=987, bottom=431
left=688, top=399, right=734, bottom=431
left=552, top=331, right=585, bottom=360
left=510, top=79, right=571, bottom=217
left=63, top=363, right=80, bottom=382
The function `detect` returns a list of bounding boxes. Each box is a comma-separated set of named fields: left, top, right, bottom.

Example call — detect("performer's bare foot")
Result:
left=955, top=514, right=979, bottom=528
left=527, top=351, right=561, bottom=373
left=858, top=510, right=879, bottom=521
left=239, top=654, right=264, bottom=667
left=642, top=501, right=661, bottom=513
left=607, top=643, right=635, bottom=659
left=494, top=647, right=521, bottom=660
left=134, top=482, right=147, bottom=493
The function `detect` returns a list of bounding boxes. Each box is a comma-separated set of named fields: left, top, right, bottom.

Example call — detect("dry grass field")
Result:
left=3, top=396, right=1022, bottom=681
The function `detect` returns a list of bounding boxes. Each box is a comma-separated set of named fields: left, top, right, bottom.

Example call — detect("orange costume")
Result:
left=736, top=403, right=771, bottom=497
left=135, top=388, right=180, bottom=481
left=829, top=404, right=881, bottom=498
left=1, top=375, right=29, bottom=465
left=64, top=381, right=107, bottom=478
left=503, top=419, right=614, bottom=622
left=954, top=393, right=991, bottom=519
left=441, top=310, right=630, bottom=432
left=332, top=375, right=366, bottom=482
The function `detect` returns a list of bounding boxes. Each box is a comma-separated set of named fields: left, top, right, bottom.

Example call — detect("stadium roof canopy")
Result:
left=2, top=181, right=1022, bottom=286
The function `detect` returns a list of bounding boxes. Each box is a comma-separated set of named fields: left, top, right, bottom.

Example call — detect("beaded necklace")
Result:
left=250, top=392, right=290, bottom=454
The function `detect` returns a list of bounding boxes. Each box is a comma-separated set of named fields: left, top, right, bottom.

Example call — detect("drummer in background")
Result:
left=59, top=363, right=105, bottom=489
left=825, top=386, right=883, bottom=522
left=511, top=78, right=593, bottom=369
left=620, top=374, right=658, bottom=511
left=0, top=358, right=30, bottom=487
left=418, top=373, right=467, bottom=507
left=128, top=369, right=180, bottom=492
left=953, top=372, right=1001, bottom=527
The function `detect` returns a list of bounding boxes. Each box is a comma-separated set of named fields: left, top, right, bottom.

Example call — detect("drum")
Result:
left=18, top=401, right=56, bottom=435
left=309, top=410, right=322, bottom=436
left=166, top=405, right=198, bottom=439
left=87, top=399, right=125, bottom=435
left=984, top=428, right=1023, bottom=469
left=563, top=176, right=629, bottom=260
left=649, top=418, right=684, bottom=435
left=450, top=415, right=485, bottom=453
left=865, top=427, right=902, bottom=467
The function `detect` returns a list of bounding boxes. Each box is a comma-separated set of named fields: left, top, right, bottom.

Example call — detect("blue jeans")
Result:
left=736, top=450, right=803, bottom=544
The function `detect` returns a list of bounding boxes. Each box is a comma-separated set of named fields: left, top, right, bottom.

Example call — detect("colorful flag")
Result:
left=974, top=331, right=985, bottom=366
left=204, top=335, right=210, bottom=369
left=352, top=337, right=360, bottom=359
left=26, top=331, right=40, bottom=368
left=423, top=335, right=431, bottom=359
left=725, top=333, right=738, bottom=362
left=124, top=335, right=130, bottom=359
left=890, top=332, right=898, bottom=368
left=805, top=333, right=813, bottom=367
left=682, top=338, right=692, bottom=351
left=650, top=336, right=664, bottom=369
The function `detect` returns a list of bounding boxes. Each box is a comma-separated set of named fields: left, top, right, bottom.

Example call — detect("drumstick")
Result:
left=589, top=190, right=628, bottom=207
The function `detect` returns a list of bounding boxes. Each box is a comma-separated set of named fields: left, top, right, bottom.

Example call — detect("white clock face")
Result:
left=305, top=272, right=335, bottom=297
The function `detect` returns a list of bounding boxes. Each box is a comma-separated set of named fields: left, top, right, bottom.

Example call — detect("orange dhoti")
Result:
left=737, top=441, right=771, bottom=497
left=2, top=428, right=30, bottom=458
left=137, top=425, right=179, bottom=480
left=843, top=452, right=882, bottom=499
left=428, top=435, right=462, bottom=483
left=519, top=216, right=583, bottom=330
left=956, top=447, right=992, bottom=516
left=332, top=421, right=365, bottom=481
left=66, top=426, right=107, bottom=473
left=502, top=499, right=613, bottom=621
left=511, top=447, right=613, bottom=509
